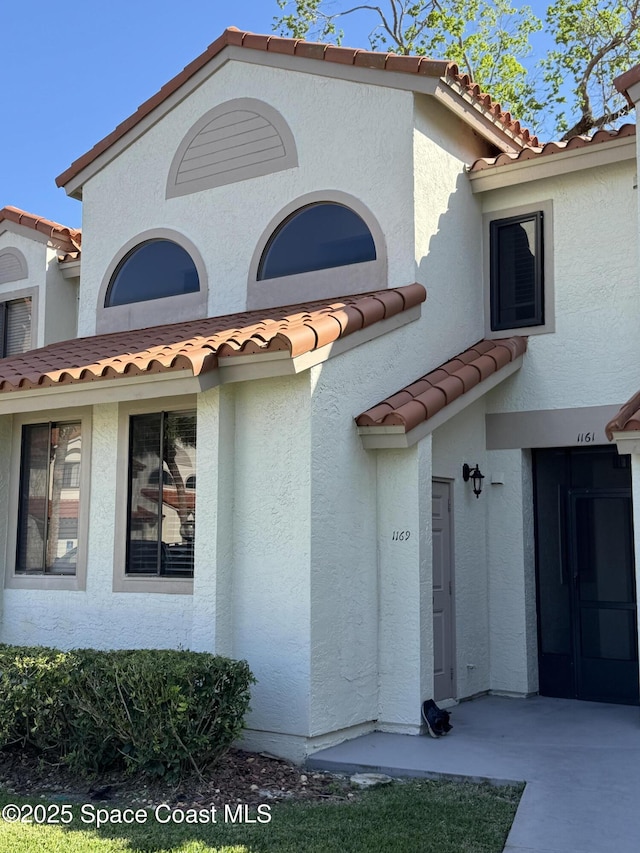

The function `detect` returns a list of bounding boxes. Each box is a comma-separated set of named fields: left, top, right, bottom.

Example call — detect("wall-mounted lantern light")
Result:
left=463, top=463, right=485, bottom=498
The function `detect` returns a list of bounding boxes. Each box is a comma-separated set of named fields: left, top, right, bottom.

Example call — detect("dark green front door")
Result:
left=534, top=447, right=639, bottom=705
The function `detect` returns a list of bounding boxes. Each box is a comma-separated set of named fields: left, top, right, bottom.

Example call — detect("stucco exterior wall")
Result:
left=307, top=352, right=378, bottom=738
left=485, top=447, right=538, bottom=695
left=0, top=375, right=315, bottom=755
left=413, top=96, right=490, bottom=362
left=231, top=374, right=312, bottom=745
left=77, top=61, right=416, bottom=335
left=43, top=248, right=78, bottom=345
left=376, top=439, right=433, bottom=732
left=485, top=159, right=638, bottom=415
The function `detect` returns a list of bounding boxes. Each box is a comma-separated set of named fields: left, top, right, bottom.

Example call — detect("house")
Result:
left=1, top=27, right=639, bottom=762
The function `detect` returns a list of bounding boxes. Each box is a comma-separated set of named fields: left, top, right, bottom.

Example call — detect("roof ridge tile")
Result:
left=56, top=28, right=539, bottom=189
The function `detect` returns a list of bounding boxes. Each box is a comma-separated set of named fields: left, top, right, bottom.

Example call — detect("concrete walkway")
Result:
left=307, top=695, right=640, bottom=853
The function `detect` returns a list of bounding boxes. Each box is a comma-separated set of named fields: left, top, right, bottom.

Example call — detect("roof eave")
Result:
left=609, top=430, right=640, bottom=455
left=469, top=134, right=636, bottom=192
left=0, top=286, right=424, bottom=413
left=359, top=352, right=524, bottom=449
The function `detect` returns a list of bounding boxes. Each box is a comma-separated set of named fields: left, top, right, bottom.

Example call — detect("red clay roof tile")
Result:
left=356, top=336, right=526, bottom=433
left=412, top=386, right=447, bottom=418
left=470, top=124, right=636, bottom=172
left=452, top=363, right=482, bottom=393
left=614, top=65, right=640, bottom=105
left=56, top=27, right=539, bottom=190
left=0, top=284, right=424, bottom=394
left=385, top=399, right=429, bottom=431
left=0, top=206, right=81, bottom=253
left=605, top=390, right=640, bottom=439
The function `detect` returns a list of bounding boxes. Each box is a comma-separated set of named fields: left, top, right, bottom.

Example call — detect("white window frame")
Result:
left=5, top=407, right=91, bottom=591
left=483, top=200, right=555, bottom=339
left=112, top=395, right=197, bottom=595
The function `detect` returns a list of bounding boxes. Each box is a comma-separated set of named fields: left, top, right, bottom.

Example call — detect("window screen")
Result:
left=258, top=203, right=376, bottom=280
left=490, top=212, right=543, bottom=330
left=105, top=240, right=199, bottom=307
left=16, top=422, right=82, bottom=575
left=126, top=410, right=196, bottom=577
left=0, top=297, right=32, bottom=356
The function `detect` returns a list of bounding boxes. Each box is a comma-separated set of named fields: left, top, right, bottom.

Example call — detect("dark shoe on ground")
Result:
left=421, top=699, right=453, bottom=737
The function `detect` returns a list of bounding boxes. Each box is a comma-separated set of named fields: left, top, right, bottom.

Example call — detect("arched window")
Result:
left=105, top=240, right=199, bottom=307
left=258, top=203, right=376, bottom=281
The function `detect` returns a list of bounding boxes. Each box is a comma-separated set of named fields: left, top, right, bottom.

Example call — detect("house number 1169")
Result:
left=392, top=530, right=411, bottom=541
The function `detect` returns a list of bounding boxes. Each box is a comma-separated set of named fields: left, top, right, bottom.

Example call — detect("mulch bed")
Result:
left=0, top=748, right=357, bottom=810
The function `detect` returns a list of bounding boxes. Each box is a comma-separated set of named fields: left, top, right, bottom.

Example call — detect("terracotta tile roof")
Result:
left=356, top=337, right=527, bottom=433
left=58, top=251, right=81, bottom=264
left=605, top=390, right=640, bottom=439
left=469, top=124, right=636, bottom=172
left=0, top=206, right=81, bottom=253
left=56, top=27, right=538, bottom=189
left=0, top=284, right=424, bottom=394
left=614, top=65, right=640, bottom=105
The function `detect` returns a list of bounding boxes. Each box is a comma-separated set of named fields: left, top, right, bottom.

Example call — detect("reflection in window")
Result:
left=258, top=203, right=376, bottom=280
left=126, top=410, right=196, bottom=577
left=16, top=422, right=82, bottom=575
left=1, top=297, right=32, bottom=357
left=105, top=240, right=199, bottom=307
left=490, top=212, right=543, bottom=330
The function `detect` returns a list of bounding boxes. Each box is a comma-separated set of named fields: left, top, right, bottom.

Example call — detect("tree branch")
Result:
left=430, top=0, right=475, bottom=78
left=561, top=101, right=632, bottom=140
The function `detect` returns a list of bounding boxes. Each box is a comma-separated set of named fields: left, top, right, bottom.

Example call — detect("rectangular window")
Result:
left=62, top=461, right=81, bottom=488
left=16, top=421, right=82, bottom=575
left=0, top=297, right=32, bottom=357
left=490, top=212, right=543, bottom=331
left=126, top=410, right=196, bottom=578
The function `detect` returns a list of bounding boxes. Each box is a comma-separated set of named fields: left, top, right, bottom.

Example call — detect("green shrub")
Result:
left=0, top=645, right=73, bottom=756
left=0, top=645, right=254, bottom=779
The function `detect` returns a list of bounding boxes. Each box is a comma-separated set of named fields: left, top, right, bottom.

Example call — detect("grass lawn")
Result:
left=0, top=779, right=521, bottom=852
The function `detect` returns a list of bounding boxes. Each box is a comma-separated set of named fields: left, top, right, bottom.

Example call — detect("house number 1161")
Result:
left=392, top=530, right=411, bottom=541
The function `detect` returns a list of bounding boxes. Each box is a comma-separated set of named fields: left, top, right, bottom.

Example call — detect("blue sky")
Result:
left=3, top=0, right=554, bottom=229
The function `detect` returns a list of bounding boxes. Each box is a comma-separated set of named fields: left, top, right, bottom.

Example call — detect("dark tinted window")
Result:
left=106, top=240, right=199, bottom=307
left=258, top=203, right=376, bottom=280
left=490, top=212, right=543, bottom=330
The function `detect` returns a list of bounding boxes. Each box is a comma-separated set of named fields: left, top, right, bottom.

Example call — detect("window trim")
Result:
left=113, top=396, right=197, bottom=595
left=5, top=407, right=91, bottom=591
left=96, top=229, right=208, bottom=334
left=483, top=200, right=554, bottom=339
left=247, top=191, right=387, bottom=311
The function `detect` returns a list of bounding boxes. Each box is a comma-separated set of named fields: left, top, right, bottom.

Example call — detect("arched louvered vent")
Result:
left=166, top=98, right=298, bottom=199
left=0, top=248, right=28, bottom=284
